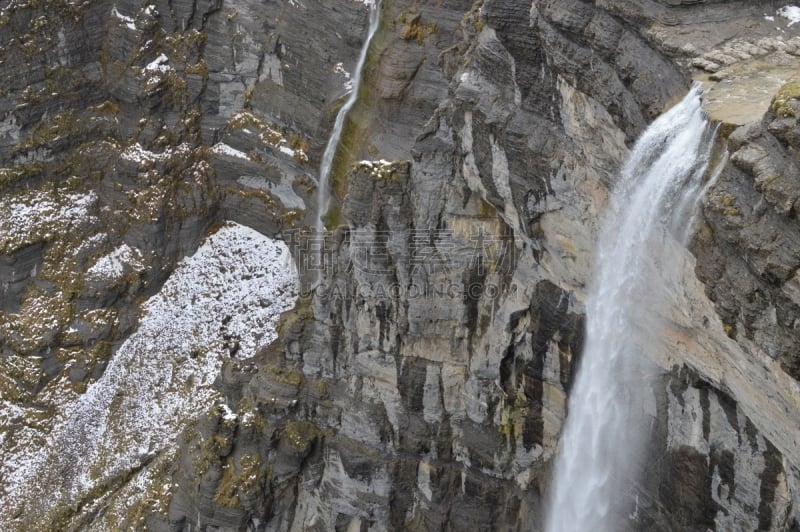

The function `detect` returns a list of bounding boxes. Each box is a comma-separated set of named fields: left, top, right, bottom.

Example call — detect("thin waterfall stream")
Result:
left=545, top=86, right=719, bottom=531
left=316, top=0, right=381, bottom=233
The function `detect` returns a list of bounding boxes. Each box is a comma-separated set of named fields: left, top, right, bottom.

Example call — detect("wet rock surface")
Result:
left=1, top=0, right=800, bottom=530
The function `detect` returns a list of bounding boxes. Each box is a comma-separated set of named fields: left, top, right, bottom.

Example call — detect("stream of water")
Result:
left=316, top=0, right=381, bottom=233
left=545, top=86, right=717, bottom=531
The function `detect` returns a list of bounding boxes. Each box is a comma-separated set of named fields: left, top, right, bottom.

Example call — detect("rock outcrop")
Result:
left=1, top=0, right=800, bottom=530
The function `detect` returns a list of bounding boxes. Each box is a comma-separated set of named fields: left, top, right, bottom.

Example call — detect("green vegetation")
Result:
left=236, top=397, right=267, bottom=430
left=325, top=107, right=369, bottom=200
left=264, top=364, right=304, bottom=387
left=283, top=420, right=320, bottom=450
left=322, top=203, right=344, bottom=230
left=499, top=390, right=529, bottom=441
left=399, top=12, right=437, bottom=44
left=467, top=0, right=487, bottom=34
left=213, top=453, right=263, bottom=507
left=276, top=285, right=313, bottom=334
left=227, top=110, right=309, bottom=163
left=0, top=163, right=43, bottom=191
left=12, top=110, right=77, bottom=157
left=724, top=323, right=736, bottom=338
left=717, top=194, right=742, bottom=217
left=772, top=80, right=800, bottom=118
left=193, top=429, right=233, bottom=477
left=478, top=198, right=496, bottom=219
left=228, top=110, right=284, bottom=145
left=310, top=378, right=330, bottom=397
left=112, top=450, right=177, bottom=527
left=324, top=2, right=398, bottom=200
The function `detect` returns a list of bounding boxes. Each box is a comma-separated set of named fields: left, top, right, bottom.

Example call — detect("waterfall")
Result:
left=316, top=0, right=381, bottom=232
left=545, top=86, right=718, bottom=531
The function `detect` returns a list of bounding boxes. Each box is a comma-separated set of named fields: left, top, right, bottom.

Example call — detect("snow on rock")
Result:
left=0, top=189, right=97, bottom=254
left=139, top=53, right=176, bottom=91
left=333, top=62, right=354, bottom=92
left=120, top=142, right=191, bottom=165
left=1, top=222, right=299, bottom=526
left=219, top=402, right=238, bottom=422
left=356, top=159, right=400, bottom=178
left=86, top=244, right=146, bottom=283
left=228, top=110, right=309, bottom=162
left=145, top=221, right=298, bottom=356
left=779, top=5, right=800, bottom=25
left=84, top=446, right=176, bottom=531
left=211, top=142, right=251, bottom=160
left=144, top=53, right=172, bottom=73
left=111, top=5, right=136, bottom=30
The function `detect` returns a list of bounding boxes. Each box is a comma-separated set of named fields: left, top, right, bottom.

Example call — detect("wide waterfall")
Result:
left=545, top=86, right=718, bottom=531
left=316, top=0, right=381, bottom=233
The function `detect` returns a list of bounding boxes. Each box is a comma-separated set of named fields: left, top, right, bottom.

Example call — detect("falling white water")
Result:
left=316, top=1, right=381, bottom=232
left=546, top=86, right=717, bottom=531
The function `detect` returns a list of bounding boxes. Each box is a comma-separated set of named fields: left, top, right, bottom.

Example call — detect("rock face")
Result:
left=2, top=0, right=800, bottom=530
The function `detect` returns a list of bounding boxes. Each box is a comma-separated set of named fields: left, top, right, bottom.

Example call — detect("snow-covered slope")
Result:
left=2, top=222, right=298, bottom=527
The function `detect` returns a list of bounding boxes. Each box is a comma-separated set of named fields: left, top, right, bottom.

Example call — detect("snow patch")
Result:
left=0, top=190, right=97, bottom=254
left=356, top=159, right=397, bottom=178
left=86, top=244, right=145, bottom=283
left=229, top=111, right=308, bottom=162
left=219, top=403, right=238, bottom=422
left=333, top=62, right=353, bottom=92
left=279, top=145, right=297, bottom=157
left=144, top=53, right=172, bottom=73
left=778, top=5, right=800, bottom=25
left=211, top=142, right=250, bottom=160
left=111, top=5, right=136, bottom=30
left=120, top=142, right=191, bottom=164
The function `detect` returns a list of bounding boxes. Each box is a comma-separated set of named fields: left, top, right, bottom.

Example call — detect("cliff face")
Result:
left=1, top=0, right=800, bottom=530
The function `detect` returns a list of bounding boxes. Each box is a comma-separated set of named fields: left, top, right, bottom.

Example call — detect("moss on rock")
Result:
left=264, top=364, right=303, bottom=387
left=283, top=420, right=320, bottom=450
left=772, top=80, right=800, bottom=118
